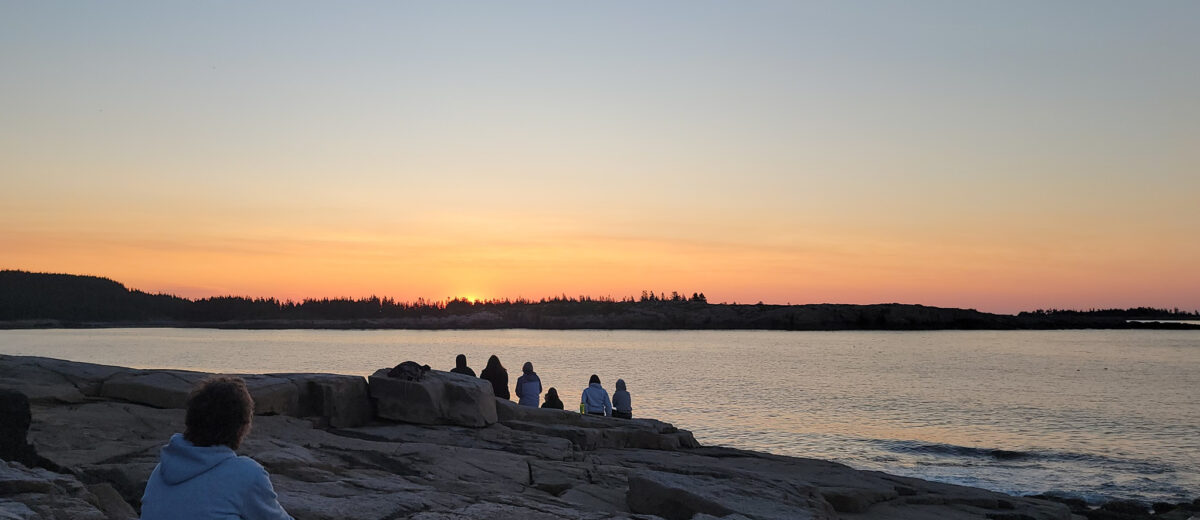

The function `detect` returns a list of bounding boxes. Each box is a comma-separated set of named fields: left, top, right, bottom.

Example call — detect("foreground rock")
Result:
left=0, top=355, right=1077, bottom=520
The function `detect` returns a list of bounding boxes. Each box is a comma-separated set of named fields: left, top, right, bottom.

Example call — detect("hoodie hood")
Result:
left=157, top=433, right=237, bottom=485
left=616, top=379, right=626, bottom=391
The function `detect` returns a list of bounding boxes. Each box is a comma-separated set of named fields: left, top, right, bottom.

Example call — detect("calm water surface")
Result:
left=1, top=328, right=1196, bottom=503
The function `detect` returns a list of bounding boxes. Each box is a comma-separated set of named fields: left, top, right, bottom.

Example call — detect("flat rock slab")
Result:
left=627, top=469, right=836, bottom=520
left=496, top=399, right=699, bottom=451
left=368, top=369, right=497, bottom=427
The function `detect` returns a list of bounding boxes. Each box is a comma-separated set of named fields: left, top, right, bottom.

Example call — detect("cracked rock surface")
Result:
left=0, top=355, right=1073, bottom=520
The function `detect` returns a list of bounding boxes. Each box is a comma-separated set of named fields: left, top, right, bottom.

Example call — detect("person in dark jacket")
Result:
left=450, top=354, right=476, bottom=377
left=612, top=379, right=632, bottom=419
left=541, top=387, right=564, bottom=410
left=514, top=362, right=542, bottom=407
left=479, top=355, right=510, bottom=399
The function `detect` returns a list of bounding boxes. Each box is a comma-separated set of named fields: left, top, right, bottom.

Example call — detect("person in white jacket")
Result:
left=141, top=376, right=292, bottom=520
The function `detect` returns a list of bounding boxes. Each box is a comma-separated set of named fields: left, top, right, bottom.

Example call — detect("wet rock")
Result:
left=1099, top=499, right=1148, bottom=515
left=368, top=368, right=497, bottom=427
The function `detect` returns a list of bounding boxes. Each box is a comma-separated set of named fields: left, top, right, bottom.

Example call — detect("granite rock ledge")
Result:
left=0, top=355, right=1075, bottom=520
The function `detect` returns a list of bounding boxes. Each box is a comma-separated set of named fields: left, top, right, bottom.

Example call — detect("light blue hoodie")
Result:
left=581, top=382, right=611, bottom=416
left=141, top=433, right=292, bottom=520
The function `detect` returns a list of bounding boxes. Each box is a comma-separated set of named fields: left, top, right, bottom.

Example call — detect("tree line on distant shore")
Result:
left=1020, top=307, right=1200, bottom=319
left=1, top=270, right=1196, bottom=330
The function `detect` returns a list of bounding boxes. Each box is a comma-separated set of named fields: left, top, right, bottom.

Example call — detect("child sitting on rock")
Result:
left=612, top=379, right=632, bottom=419
left=541, top=387, right=564, bottom=409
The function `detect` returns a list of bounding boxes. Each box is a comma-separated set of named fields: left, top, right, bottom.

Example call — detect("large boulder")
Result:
left=273, top=373, right=372, bottom=428
left=368, top=368, right=497, bottom=427
left=99, top=370, right=205, bottom=409
left=240, top=375, right=301, bottom=416
left=99, top=370, right=306, bottom=417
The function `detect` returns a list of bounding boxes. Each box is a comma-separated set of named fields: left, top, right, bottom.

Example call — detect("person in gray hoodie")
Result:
left=580, top=374, right=611, bottom=416
left=515, top=361, right=542, bottom=407
left=141, top=376, right=292, bottom=520
left=612, top=379, right=632, bottom=419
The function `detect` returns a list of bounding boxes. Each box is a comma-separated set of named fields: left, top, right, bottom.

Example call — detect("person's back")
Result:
left=141, top=376, right=291, bottom=520
left=450, top=354, right=476, bottom=377
left=612, top=379, right=632, bottom=419
left=580, top=374, right=611, bottom=416
left=141, top=435, right=288, bottom=519
left=515, top=362, right=542, bottom=407
left=479, top=355, right=510, bottom=399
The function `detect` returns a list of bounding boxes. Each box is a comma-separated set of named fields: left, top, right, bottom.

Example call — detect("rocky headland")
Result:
left=0, top=355, right=1194, bottom=520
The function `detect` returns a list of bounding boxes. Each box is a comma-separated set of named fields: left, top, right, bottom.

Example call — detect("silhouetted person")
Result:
left=541, top=387, right=564, bottom=410
left=142, top=376, right=292, bottom=520
left=450, top=354, right=476, bottom=377
left=612, top=379, right=632, bottom=419
left=479, top=355, right=510, bottom=400
left=515, top=361, right=542, bottom=407
left=581, top=374, right=611, bottom=416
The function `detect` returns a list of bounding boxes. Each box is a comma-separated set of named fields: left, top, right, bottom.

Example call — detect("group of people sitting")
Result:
left=451, top=354, right=633, bottom=419
left=138, top=356, right=637, bottom=518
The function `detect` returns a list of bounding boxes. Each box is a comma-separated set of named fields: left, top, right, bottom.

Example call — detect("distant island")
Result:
left=1, top=270, right=1197, bottom=330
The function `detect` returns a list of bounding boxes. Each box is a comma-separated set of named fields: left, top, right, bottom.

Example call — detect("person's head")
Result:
left=589, top=374, right=600, bottom=385
left=455, top=354, right=468, bottom=368
left=616, top=379, right=626, bottom=391
left=546, top=387, right=559, bottom=400
left=522, top=362, right=534, bottom=374
left=184, top=376, right=254, bottom=450
left=486, top=355, right=503, bottom=370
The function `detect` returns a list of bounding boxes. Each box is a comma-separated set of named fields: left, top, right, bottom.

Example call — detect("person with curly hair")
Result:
left=141, top=376, right=292, bottom=519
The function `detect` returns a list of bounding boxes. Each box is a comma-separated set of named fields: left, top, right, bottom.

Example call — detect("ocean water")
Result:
left=1, top=328, right=1196, bottom=504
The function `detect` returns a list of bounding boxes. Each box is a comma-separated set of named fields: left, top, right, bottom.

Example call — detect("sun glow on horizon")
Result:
left=1, top=2, right=1197, bottom=315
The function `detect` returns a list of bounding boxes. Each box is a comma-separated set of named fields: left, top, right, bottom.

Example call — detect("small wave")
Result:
left=876, top=439, right=1032, bottom=460
left=869, top=439, right=1172, bottom=471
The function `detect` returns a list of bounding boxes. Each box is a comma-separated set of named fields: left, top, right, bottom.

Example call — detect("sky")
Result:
left=1, top=2, right=1197, bottom=314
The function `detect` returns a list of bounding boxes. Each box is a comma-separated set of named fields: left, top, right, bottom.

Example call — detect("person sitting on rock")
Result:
left=541, top=387, right=564, bottom=409
left=581, top=374, right=612, bottom=417
left=450, top=354, right=476, bottom=377
left=479, top=354, right=510, bottom=399
left=612, top=379, right=632, bottom=419
left=515, top=362, right=542, bottom=407
left=141, top=376, right=293, bottom=520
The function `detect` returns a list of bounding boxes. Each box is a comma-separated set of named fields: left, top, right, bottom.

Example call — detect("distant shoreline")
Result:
left=2, top=318, right=1199, bottom=331
left=4, top=270, right=1199, bottom=331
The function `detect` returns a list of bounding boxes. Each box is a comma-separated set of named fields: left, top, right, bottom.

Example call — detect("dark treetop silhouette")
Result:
left=2, top=270, right=1197, bottom=331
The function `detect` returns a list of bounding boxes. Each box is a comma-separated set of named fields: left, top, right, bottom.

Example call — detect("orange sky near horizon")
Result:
left=2, top=3, right=1198, bottom=315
